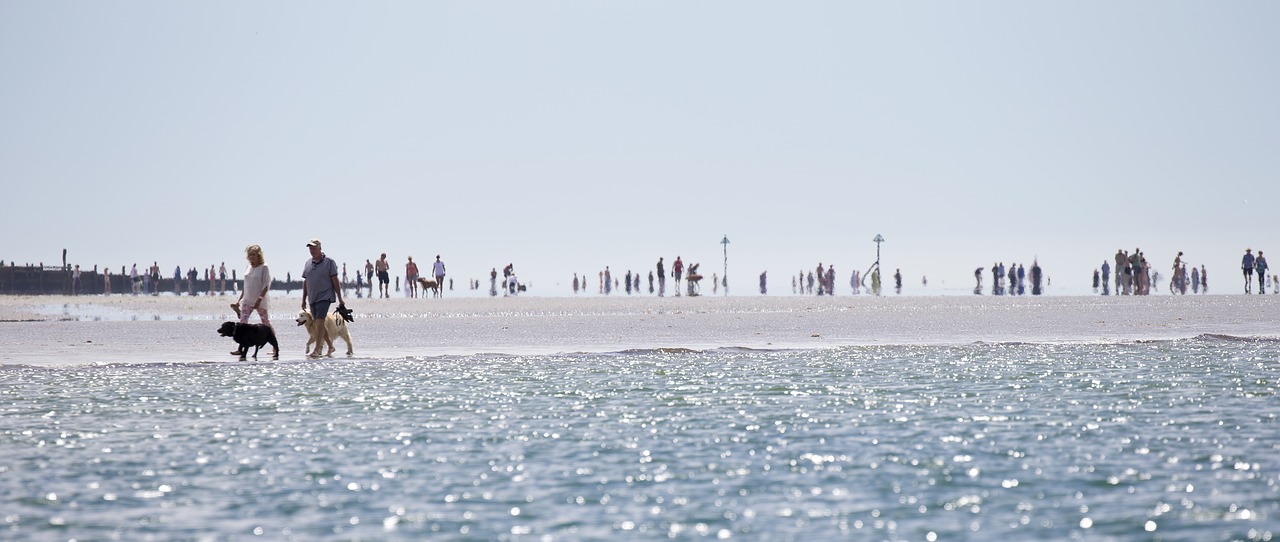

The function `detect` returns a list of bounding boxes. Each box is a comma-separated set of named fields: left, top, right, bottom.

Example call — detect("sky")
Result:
left=3, top=2, right=1278, bottom=296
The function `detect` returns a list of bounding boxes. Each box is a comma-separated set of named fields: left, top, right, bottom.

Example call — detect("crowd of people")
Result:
left=574, top=256, right=714, bottom=297
left=43, top=245, right=1280, bottom=301
left=1090, top=247, right=1280, bottom=296
left=973, top=261, right=1045, bottom=296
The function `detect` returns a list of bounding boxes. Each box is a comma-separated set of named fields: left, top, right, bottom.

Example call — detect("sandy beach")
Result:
left=2, top=293, right=1277, bottom=367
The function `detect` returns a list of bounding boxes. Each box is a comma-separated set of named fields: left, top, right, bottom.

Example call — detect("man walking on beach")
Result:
left=1242, top=248, right=1255, bottom=293
left=302, top=239, right=344, bottom=358
left=376, top=254, right=390, bottom=298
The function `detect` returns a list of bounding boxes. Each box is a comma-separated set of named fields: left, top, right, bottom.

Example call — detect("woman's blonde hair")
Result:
left=245, top=244, right=265, bottom=266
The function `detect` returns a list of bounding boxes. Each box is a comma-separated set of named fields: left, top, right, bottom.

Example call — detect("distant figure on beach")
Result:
left=826, top=266, right=835, bottom=296
left=1191, top=266, right=1200, bottom=294
left=759, top=271, right=767, bottom=294
left=894, top=268, right=902, bottom=294
left=102, top=267, right=111, bottom=295
left=1256, top=251, right=1269, bottom=294
left=1115, top=249, right=1128, bottom=295
left=1031, top=260, right=1043, bottom=295
left=974, top=267, right=984, bottom=294
left=490, top=268, right=498, bottom=296
left=376, top=254, right=390, bottom=298
left=672, top=257, right=684, bottom=296
left=301, top=239, right=344, bottom=358
left=219, top=262, right=227, bottom=294
left=148, top=262, right=159, bottom=296
left=174, top=265, right=181, bottom=294
left=572, top=273, right=580, bottom=294
left=815, top=263, right=825, bottom=296
left=1200, top=265, right=1208, bottom=293
left=625, top=270, right=632, bottom=295
left=1101, top=260, right=1111, bottom=295
left=656, top=257, right=666, bottom=297
left=505, top=264, right=519, bottom=295
left=364, top=259, right=374, bottom=297
left=1170, top=252, right=1185, bottom=294
left=1134, top=250, right=1148, bottom=295
left=433, top=255, right=447, bottom=297
left=72, top=264, right=81, bottom=295
left=405, top=256, right=419, bottom=298
left=1016, top=264, right=1026, bottom=296
left=685, top=263, right=702, bottom=296
left=1092, top=268, right=1100, bottom=293
left=1242, top=248, right=1255, bottom=293
left=130, top=264, right=139, bottom=295
left=603, top=267, right=612, bottom=295
left=235, top=244, right=273, bottom=327
left=648, top=271, right=654, bottom=294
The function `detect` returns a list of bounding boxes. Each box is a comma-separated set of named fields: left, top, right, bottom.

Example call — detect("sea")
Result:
left=1, top=297, right=1278, bottom=541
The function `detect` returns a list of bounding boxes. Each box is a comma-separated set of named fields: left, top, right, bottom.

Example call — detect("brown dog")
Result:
left=416, top=277, right=441, bottom=298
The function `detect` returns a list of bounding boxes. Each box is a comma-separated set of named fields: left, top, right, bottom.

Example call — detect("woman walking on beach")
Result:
left=235, top=245, right=272, bottom=326
left=232, top=244, right=274, bottom=357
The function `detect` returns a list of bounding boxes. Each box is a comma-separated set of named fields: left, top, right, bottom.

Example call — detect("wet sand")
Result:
left=1, top=293, right=1277, bottom=367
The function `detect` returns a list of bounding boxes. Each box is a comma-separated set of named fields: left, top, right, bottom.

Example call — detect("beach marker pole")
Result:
left=873, top=234, right=884, bottom=269
left=721, top=235, right=730, bottom=296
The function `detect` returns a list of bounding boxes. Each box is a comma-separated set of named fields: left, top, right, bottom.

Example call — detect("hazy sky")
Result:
left=3, top=2, right=1277, bottom=295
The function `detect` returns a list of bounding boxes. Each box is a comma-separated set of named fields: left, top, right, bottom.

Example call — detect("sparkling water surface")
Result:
left=2, top=338, right=1278, bottom=541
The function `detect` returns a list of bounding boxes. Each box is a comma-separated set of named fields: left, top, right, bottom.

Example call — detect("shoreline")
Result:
left=1, top=294, right=1277, bottom=367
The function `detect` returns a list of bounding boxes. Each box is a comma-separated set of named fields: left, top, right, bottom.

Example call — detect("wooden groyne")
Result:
left=0, top=265, right=303, bottom=296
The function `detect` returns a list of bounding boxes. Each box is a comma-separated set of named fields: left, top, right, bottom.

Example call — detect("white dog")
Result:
left=295, top=308, right=354, bottom=356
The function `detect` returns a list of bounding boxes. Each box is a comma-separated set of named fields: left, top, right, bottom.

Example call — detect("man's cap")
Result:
left=307, top=239, right=322, bottom=248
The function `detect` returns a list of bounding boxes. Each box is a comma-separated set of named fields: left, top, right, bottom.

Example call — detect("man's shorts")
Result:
left=378, top=271, right=389, bottom=284
left=311, top=300, right=332, bottom=320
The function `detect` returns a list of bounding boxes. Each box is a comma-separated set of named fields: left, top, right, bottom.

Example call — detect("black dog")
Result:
left=217, top=321, right=279, bottom=361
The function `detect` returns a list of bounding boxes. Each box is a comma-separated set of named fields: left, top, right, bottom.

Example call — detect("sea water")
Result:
left=2, top=337, right=1277, bottom=541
